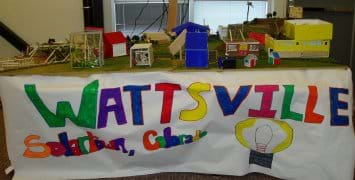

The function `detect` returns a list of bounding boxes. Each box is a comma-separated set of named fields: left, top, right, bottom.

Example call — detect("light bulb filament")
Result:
left=255, top=125, right=273, bottom=153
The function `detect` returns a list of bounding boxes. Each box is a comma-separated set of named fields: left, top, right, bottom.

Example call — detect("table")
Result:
left=0, top=61, right=354, bottom=180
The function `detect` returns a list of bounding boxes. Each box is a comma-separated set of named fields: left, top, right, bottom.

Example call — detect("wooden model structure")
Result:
left=167, top=0, right=178, bottom=32
left=143, top=32, right=171, bottom=44
left=265, top=19, right=333, bottom=58
left=223, top=27, right=260, bottom=57
left=169, top=29, right=187, bottom=61
left=70, top=31, right=103, bottom=68
left=130, top=43, right=154, bottom=68
left=0, top=41, right=70, bottom=71
left=225, top=39, right=260, bottom=57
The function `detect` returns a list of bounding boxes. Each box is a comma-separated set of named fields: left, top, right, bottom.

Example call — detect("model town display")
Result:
left=0, top=0, right=336, bottom=72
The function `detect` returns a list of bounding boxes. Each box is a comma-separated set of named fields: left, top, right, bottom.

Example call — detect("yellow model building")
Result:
left=265, top=19, right=333, bottom=58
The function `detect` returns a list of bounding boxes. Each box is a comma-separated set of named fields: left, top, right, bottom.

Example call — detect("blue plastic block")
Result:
left=186, top=32, right=208, bottom=49
left=185, top=50, right=208, bottom=68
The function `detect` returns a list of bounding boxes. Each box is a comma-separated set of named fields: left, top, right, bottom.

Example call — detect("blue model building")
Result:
left=172, top=22, right=210, bottom=68
left=172, top=22, right=209, bottom=36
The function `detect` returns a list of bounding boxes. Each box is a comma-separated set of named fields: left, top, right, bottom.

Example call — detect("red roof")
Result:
left=104, top=31, right=127, bottom=44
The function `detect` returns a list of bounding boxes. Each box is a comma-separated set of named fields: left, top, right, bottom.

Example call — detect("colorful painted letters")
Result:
left=143, top=127, right=207, bottom=151
left=98, top=87, right=127, bottom=128
left=22, top=80, right=351, bottom=160
left=214, top=85, right=251, bottom=116
left=25, top=81, right=350, bottom=129
left=179, top=82, right=211, bottom=121
left=330, top=88, right=349, bottom=126
left=23, top=132, right=135, bottom=158
left=248, top=85, right=279, bottom=118
left=24, top=80, right=99, bottom=129
left=281, top=85, right=303, bottom=121
left=155, top=83, right=182, bottom=124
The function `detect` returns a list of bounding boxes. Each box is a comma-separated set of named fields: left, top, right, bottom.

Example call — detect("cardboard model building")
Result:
left=289, top=6, right=303, bottom=19
left=265, top=19, right=333, bottom=58
left=172, top=22, right=210, bottom=36
left=223, top=28, right=260, bottom=57
left=103, top=32, right=127, bottom=58
left=243, top=54, right=258, bottom=68
left=171, top=22, right=210, bottom=68
left=185, top=32, right=209, bottom=68
left=130, top=43, right=154, bottom=68
left=225, top=39, right=260, bottom=57
left=70, top=31, right=103, bottom=68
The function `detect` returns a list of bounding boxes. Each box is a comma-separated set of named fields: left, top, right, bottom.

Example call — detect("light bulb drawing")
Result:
left=255, top=125, right=273, bottom=153
left=235, top=118, right=293, bottom=168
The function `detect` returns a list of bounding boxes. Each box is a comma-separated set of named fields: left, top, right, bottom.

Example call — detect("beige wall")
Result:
left=351, top=1, right=355, bottom=68
left=103, top=0, right=115, bottom=33
left=269, top=0, right=287, bottom=18
left=0, top=36, right=20, bottom=57
left=0, top=0, right=84, bottom=57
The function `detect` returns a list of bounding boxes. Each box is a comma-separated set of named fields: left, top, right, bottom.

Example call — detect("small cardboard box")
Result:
left=289, top=6, right=303, bottom=19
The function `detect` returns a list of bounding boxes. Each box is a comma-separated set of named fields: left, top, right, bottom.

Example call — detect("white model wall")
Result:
left=0, top=0, right=84, bottom=57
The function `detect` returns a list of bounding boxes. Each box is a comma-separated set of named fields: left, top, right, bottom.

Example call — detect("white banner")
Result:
left=0, top=69, right=354, bottom=180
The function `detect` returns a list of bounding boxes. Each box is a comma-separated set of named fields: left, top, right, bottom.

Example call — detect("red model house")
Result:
left=103, top=32, right=128, bottom=58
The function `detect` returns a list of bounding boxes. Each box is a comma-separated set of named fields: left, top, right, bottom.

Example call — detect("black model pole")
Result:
left=0, top=21, right=29, bottom=52
left=350, top=1, right=355, bottom=69
left=247, top=5, right=250, bottom=21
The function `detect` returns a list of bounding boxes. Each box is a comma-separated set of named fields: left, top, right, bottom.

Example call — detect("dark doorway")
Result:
left=83, top=0, right=104, bottom=28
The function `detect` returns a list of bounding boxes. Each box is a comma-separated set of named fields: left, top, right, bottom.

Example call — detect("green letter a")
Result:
left=24, top=80, right=99, bottom=129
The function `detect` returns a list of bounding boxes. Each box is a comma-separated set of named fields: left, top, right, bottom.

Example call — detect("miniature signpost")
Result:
left=70, top=31, right=103, bottom=68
